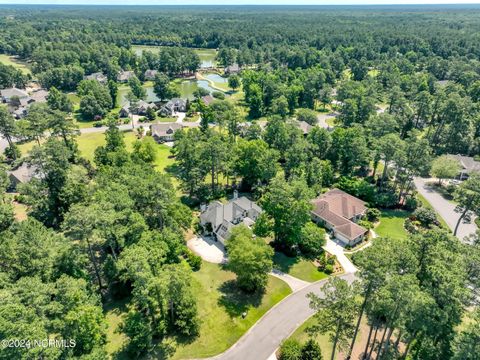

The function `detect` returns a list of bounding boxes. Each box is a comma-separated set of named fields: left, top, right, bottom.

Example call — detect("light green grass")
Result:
left=0, top=54, right=31, bottom=75
left=273, top=252, right=328, bottom=283
left=375, top=209, right=410, bottom=240
left=289, top=315, right=333, bottom=360
left=153, top=145, right=175, bottom=173
left=168, top=262, right=291, bottom=359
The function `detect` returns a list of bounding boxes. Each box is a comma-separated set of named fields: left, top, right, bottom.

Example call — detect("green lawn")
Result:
left=166, top=262, right=291, bottom=359
left=289, top=316, right=333, bottom=360
left=273, top=252, right=328, bottom=283
left=375, top=209, right=410, bottom=240
left=0, top=54, right=31, bottom=75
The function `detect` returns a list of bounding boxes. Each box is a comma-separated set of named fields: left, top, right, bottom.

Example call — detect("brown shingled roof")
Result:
left=311, top=188, right=368, bottom=241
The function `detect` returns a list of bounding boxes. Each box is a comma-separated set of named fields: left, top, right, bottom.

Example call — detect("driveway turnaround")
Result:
left=414, top=177, right=477, bottom=242
left=187, top=236, right=227, bottom=264
left=207, top=273, right=357, bottom=360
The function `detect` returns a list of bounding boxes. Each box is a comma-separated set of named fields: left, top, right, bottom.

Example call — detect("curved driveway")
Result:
left=207, top=273, right=357, bottom=360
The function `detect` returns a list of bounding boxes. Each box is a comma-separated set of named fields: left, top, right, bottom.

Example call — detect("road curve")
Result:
left=206, top=273, right=357, bottom=360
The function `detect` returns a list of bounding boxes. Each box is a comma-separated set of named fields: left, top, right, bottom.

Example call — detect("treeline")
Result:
left=0, top=122, right=201, bottom=358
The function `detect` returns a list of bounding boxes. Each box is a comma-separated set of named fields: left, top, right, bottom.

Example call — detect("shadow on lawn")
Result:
left=217, top=279, right=265, bottom=318
left=272, top=251, right=301, bottom=274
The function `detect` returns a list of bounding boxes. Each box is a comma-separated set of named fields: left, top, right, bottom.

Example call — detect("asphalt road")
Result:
left=414, top=177, right=477, bottom=242
left=208, top=273, right=357, bottom=360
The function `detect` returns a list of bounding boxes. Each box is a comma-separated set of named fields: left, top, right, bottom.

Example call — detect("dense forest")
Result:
left=1, top=5, right=480, bottom=360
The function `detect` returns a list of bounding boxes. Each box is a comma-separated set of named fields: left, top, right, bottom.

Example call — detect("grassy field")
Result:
left=0, top=54, right=31, bottom=75
left=375, top=209, right=410, bottom=240
left=273, top=252, right=328, bottom=283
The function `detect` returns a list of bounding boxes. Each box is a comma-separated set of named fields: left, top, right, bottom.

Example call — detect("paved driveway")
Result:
left=207, top=273, right=357, bottom=360
left=187, top=236, right=227, bottom=264
left=323, top=237, right=358, bottom=274
left=414, top=177, right=477, bottom=242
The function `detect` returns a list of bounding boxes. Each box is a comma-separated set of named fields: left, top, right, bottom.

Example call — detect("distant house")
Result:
left=84, top=72, right=108, bottom=84
left=199, top=194, right=262, bottom=244
left=311, top=189, right=368, bottom=246
left=224, top=63, right=240, bottom=75
left=292, top=120, right=313, bottom=136
left=29, top=89, right=49, bottom=103
left=450, top=154, right=480, bottom=180
left=159, top=98, right=187, bottom=116
left=7, top=163, right=39, bottom=190
left=201, top=95, right=215, bottom=106
left=117, top=70, right=135, bottom=83
left=12, top=106, right=28, bottom=119
left=150, top=122, right=183, bottom=142
left=119, top=101, right=156, bottom=117
left=144, top=69, right=158, bottom=81
left=0, top=88, right=29, bottom=104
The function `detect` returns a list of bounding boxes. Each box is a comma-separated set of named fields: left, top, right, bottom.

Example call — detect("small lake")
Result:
left=132, top=45, right=217, bottom=69
left=118, top=79, right=219, bottom=104
left=204, top=73, right=228, bottom=83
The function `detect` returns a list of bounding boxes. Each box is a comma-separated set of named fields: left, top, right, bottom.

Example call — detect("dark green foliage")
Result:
left=279, top=339, right=302, bottom=360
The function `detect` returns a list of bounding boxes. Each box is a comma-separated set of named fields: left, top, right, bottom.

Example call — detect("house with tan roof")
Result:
left=311, top=188, right=368, bottom=246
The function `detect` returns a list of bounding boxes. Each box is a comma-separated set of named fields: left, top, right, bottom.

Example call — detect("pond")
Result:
left=117, top=86, right=160, bottom=106
left=117, top=79, right=219, bottom=104
left=131, top=45, right=217, bottom=69
left=204, top=73, right=228, bottom=84
left=177, top=79, right=218, bottom=100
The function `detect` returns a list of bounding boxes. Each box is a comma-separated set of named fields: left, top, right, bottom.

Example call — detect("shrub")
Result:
left=358, top=219, right=374, bottom=230
left=373, top=191, right=397, bottom=208
left=366, top=207, right=381, bottom=222
left=279, top=339, right=302, bottom=360
left=326, top=255, right=336, bottom=266
left=301, top=339, right=323, bottom=360
left=185, top=249, right=202, bottom=271
left=212, top=91, right=225, bottom=100
left=412, top=207, right=438, bottom=228
left=317, top=253, right=327, bottom=271
left=93, top=121, right=104, bottom=127
left=404, top=195, right=419, bottom=211
left=324, top=264, right=334, bottom=274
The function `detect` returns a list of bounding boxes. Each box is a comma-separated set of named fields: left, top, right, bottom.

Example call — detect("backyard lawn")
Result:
left=0, top=54, right=31, bottom=75
left=375, top=209, right=410, bottom=240
left=273, top=252, right=328, bottom=283
left=167, top=262, right=291, bottom=359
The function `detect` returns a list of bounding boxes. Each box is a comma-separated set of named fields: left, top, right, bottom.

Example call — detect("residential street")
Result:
left=414, top=177, right=477, bottom=242
left=209, top=273, right=357, bottom=360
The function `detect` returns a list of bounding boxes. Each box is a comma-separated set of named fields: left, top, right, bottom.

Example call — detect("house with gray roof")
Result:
left=451, top=154, right=480, bottom=180
left=7, top=163, right=39, bottom=190
left=199, top=194, right=262, bottom=244
left=159, top=98, right=187, bottom=116
left=117, top=70, right=135, bottom=83
left=1, top=88, right=29, bottom=104
left=150, top=122, right=183, bottom=142
left=311, top=188, right=368, bottom=246
left=144, top=69, right=158, bottom=81
left=84, top=72, right=108, bottom=85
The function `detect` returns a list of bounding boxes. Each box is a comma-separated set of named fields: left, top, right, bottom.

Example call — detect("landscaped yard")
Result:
left=0, top=54, right=31, bottom=75
left=288, top=313, right=370, bottom=360
left=273, top=252, right=328, bottom=283
left=103, top=262, right=291, bottom=359
left=168, top=262, right=291, bottom=359
left=375, top=209, right=410, bottom=240
left=416, top=193, right=450, bottom=229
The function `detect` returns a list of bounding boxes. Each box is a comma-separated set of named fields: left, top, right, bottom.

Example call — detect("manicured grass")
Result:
left=104, top=298, right=129, bottom=357
left=167, top=262, right=291, bottom=359
left=375, top=209, right=410, bottom=240
left=289, top=316, right=333, bottom=360
left=288, top=313, right=370, bottom=360
left=0, top=54, right=31, bottom=75
left=153, top=145, right=175, bottom=173
left=273, top=252, right=328, bottom=283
